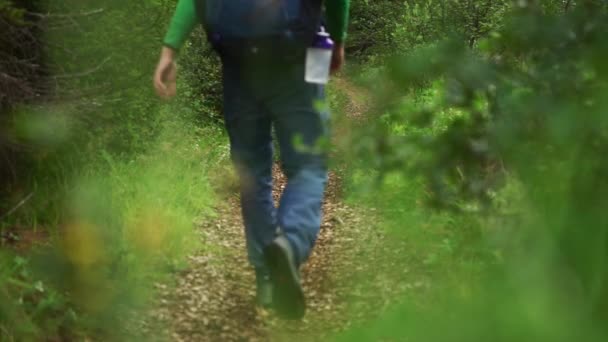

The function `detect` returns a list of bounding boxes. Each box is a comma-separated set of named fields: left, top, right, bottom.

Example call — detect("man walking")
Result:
left=154, top=0, right=350, bottom=320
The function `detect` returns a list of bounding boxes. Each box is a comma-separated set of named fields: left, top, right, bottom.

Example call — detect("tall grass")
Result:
left=1, top=100, right=228, bottom=339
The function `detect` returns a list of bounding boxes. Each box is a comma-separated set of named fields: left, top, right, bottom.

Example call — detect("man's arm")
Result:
left=154, top=0, right=198, bottom=99
left=163, top=0, right=198, bottom=51
left=325, top=0, right=350, bottom=73
left=325, top=0, right=350, bottom=44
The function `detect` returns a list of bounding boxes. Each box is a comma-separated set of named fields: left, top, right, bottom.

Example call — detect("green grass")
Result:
left=0, top=101, right=228, bottom=340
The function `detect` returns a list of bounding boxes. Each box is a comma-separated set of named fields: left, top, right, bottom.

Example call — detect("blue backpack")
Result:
left=195, top=0, right=323, bottom=57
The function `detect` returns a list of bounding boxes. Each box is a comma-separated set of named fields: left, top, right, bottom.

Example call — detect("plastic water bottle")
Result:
left=305, top=29, right=334, bottom=84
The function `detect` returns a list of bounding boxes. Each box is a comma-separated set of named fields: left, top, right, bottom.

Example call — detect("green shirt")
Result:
left=163, top=0, right=350, bottom=51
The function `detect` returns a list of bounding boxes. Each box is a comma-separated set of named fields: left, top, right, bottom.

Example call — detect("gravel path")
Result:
left=149, top=165, right=363, bottom=341
left=146, top=77, right=414, bottom=341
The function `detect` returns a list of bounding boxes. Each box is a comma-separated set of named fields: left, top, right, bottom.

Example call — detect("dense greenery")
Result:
left=342, top=0, right=608, bottom=340
left=1, top=0, right=225, bottom=339
left=2, top=0, right=608, bottom=340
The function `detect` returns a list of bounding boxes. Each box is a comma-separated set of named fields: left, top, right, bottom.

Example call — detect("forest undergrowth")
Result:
left=138, top=76, right=440, bottom=341
left=3, top=1, right=608, bottom=341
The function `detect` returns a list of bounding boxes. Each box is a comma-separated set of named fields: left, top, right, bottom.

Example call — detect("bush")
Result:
left=344, top=1, right=608, bottom=339
left=1, top=0, right=228, bottom=338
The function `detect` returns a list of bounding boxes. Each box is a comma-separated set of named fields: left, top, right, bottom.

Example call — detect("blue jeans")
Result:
left=222, top=58, right=329, bottom=274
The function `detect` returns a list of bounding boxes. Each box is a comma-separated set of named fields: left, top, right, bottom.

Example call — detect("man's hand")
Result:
left=153, top=47, right=178, bottom=99
left=331, top=43, right=345, bottom=74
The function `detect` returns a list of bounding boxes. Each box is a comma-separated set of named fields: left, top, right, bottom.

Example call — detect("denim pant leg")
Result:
left=266, top=64, right=330, bottom=266
left=222, top=66, right=277, bottom=273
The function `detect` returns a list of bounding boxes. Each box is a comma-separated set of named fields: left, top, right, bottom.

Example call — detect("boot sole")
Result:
left=264, top=240, right=305, bottom=320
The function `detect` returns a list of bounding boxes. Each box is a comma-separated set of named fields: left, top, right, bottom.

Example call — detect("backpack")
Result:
left=195, top=0, right=323, bottom=58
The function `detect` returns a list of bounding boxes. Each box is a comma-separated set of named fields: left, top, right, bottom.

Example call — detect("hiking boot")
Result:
left=264, top=235, right=305, bottom=320
left=256, top=272, right=273, bottom=309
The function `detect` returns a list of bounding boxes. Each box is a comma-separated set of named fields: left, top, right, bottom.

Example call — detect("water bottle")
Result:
left=305, top=29, right=334, bottom=84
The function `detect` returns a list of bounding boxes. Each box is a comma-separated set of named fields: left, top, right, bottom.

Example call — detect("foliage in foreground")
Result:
left=1, top=0, right=228, bottom=339
left=343, top=0, right=608, bottom=340
left=1, top=109, right=224, bottom=340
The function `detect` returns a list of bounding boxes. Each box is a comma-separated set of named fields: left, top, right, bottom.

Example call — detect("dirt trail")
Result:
left=331, top=76, right=371, bottom=121
left=149, top=165, right=362, bottom=341
left=147, top=77, right=405, bottom=341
